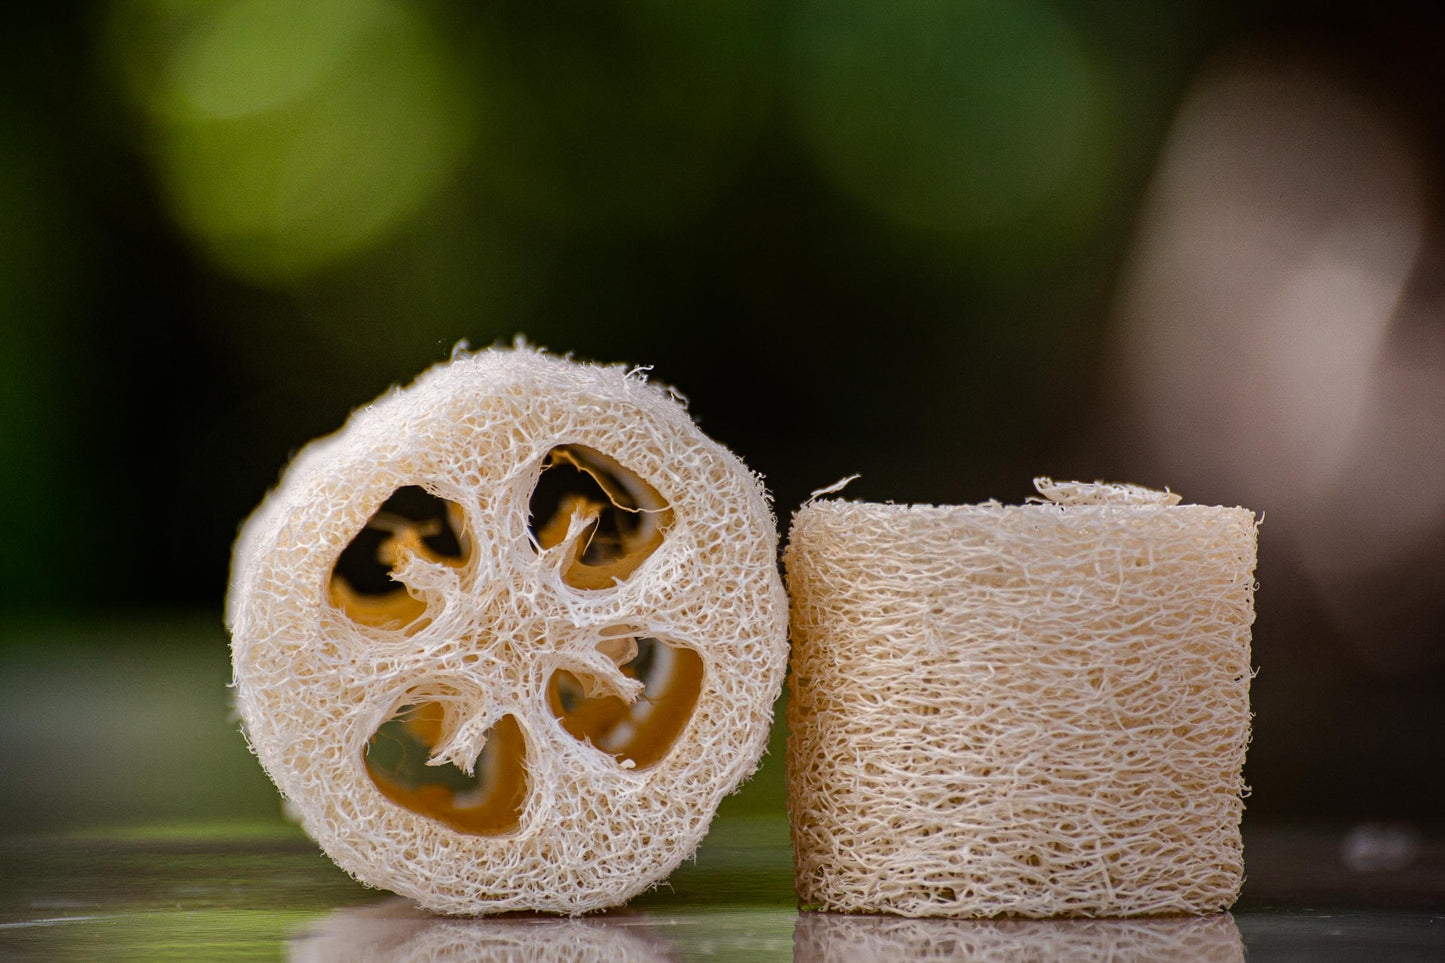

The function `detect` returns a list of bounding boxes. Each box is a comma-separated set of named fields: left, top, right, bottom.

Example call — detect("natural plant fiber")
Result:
left=792, top=910, right=1244, bottom=962
left=227, top=345, right=788, bottom=915
left=785, top=479, right=1257, bottom=917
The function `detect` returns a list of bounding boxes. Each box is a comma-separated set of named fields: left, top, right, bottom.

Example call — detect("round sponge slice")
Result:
left=785, top=478, right=1258, bottom=917
left=226, top=346, right=789, bottom=915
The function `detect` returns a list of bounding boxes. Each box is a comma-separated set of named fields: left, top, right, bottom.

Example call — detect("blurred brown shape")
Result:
left=1114, top=49, right=1445, bottom=676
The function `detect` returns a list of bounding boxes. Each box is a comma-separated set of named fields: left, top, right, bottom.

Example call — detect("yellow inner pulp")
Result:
left=329, top=497, right=469, bottom=632
left=365, top=708, right=529, bottom=836
left=362, top=637, right=705, bottom=836
left=547, top=636, right=704, bottom=771
left=530, top=445, right=674, bottom=589
left=340, top=451, right=698, bottom=835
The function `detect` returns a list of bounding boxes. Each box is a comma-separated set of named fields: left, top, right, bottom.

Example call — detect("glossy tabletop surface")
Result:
left=2, top=619, right=1441, bottom=959
left=3, top=820, right=1444, bottom=960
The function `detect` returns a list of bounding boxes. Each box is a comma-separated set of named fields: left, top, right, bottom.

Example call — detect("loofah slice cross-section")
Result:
left=785, top=478, right=1258, bottom=918
left=226, top=346, right=788, bottom=915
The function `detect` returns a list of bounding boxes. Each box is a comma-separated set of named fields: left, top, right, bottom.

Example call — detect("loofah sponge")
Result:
left=226, top=345, right=788, bottom=915
left=785, top=478, right=1257, bottom=918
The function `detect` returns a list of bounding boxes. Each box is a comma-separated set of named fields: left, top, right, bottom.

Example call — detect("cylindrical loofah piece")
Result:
left=785, top=478, right=1258, bottom=918
left=227, top=345, right=788, bottom=915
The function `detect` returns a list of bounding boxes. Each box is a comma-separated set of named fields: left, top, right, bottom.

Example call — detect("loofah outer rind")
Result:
left=226, top=346, right=788, bottom=915
left=785, top=479, right=1257, bottom=918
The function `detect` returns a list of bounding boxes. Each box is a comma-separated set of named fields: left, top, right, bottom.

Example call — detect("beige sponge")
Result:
left=226, top=345, right=788, bottom=915
left=785, top=479, right=1257, bottom=917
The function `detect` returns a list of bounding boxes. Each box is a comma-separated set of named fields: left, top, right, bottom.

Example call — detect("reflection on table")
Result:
left=291, top=899, right=677, bottom=963
left=793, top=910, right=1244, bottom=962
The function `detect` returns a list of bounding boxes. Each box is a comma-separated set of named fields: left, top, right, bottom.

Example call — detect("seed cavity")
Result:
left=364, top=703, right=527, bottom=836
left=330, top=486, right=468, bottom=632
left=528, top=445, right=673, bottom=589
left=547, top=636, right=704, bottom=769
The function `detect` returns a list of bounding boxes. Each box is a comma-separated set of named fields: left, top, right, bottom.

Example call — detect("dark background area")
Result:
left=2, top=1, right=1442, bottom=829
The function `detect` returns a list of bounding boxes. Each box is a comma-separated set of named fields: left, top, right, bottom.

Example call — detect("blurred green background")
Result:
left=2, top=0, right=1443, bottom=841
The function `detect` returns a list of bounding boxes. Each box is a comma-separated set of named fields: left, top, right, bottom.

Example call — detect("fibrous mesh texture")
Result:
left=227, top=346, right=788, bottom=915
left=785, top=478, right=1257, bottom=918
left=792, top=911, right=1244, bottom=962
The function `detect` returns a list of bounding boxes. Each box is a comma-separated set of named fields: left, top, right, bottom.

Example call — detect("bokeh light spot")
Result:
left=116, top=0, right=471, bottom=285
left=789, top=0, right=1097, bottom=235
left=161, top=0, right=374, bottom=122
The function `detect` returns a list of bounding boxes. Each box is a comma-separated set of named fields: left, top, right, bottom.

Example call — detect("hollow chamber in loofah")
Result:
left=226, top=346, right=788, bottom=915
left=785, top=478, right=1258, bottom=918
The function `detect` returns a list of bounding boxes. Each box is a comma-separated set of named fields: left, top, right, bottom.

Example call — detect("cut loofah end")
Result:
left=784, top=481, right=1258, bottom=918
left=227, top=346, right=788, bottom=915
left=1031, top=476, right=1183, bottom=508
